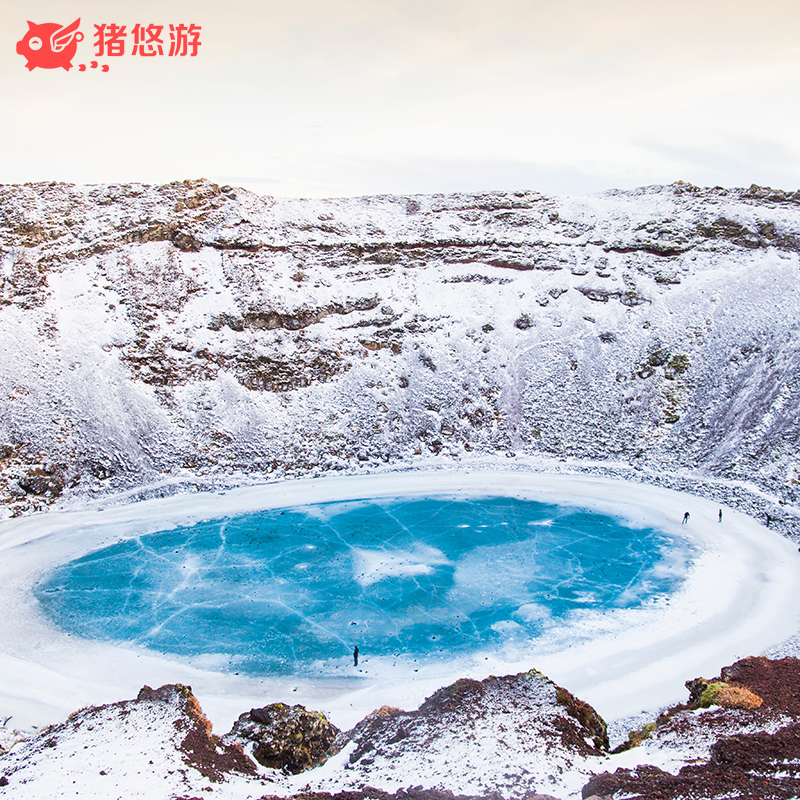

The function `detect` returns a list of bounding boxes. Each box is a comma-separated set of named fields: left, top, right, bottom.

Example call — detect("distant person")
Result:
left=353, top=646, right=359, bottom=667
left=682, top=512, right=690, bottom=524
left=718, top=509, right=723, bottom=523
left=766, top=514, right=772, bottom=527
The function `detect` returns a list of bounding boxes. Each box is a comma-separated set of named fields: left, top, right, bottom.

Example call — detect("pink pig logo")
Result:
left=16, top=19, right=84, bottom=71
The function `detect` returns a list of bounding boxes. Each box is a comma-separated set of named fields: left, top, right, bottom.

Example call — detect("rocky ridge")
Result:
left=318, top=670, right=608, bottom=797
left=0, top=180, right=799, bottom=521
left=585, top=656, right=800, bottom=799
left=4, top=657, right=800, bottom=799
left=0, top=683, right=258, bottom=798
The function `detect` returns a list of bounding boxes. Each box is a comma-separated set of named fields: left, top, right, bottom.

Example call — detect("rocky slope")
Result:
left=4, top=658, right=800, bottom=800
left=0, top=670, right=604, bottom=799
left=585, top=656, right=800, bottom=799
left=1, top=179, right=799, bottom=518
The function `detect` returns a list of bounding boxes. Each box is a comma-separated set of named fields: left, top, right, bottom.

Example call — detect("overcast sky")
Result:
left=3, top=0, right=800, bottom=197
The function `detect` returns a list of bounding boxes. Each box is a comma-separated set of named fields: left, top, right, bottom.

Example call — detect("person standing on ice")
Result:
left=718, top=509, right=723, bottom=523
left=682, top=512, right=690, bottom=524
left=353, top=646, right=359, bottom=667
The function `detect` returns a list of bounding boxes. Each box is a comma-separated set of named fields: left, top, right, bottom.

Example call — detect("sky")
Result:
left=2, top=0, right=800, bottom=198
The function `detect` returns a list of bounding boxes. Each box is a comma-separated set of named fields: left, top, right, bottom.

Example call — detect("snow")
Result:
left=2, top=182, right=800, bottom=519
left=2, top=180, right=800, bottom=797
left=351, top=544, right=452, bottom=586
left=0, top=468, right=797, bottom=739
left=3, top=695, right=213, bottom=800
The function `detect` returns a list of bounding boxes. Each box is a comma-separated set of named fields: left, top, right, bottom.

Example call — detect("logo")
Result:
left=16, top=20, right=202, bottom=73
left=16, top=19, right=83, bottom=71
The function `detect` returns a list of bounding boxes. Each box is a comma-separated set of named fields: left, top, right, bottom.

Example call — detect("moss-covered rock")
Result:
left=686, top=678, right=763, bottom=710
left=225, top=703, right=340, bottom=774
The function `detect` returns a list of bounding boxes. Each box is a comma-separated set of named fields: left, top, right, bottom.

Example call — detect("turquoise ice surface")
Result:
left=35, top=497, right=690, bottom=674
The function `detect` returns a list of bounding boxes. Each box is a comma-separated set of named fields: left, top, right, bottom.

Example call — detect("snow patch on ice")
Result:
left=352, top=545, right=452, bottom=586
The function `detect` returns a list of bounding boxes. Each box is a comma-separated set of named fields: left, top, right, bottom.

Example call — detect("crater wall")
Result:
left=1, top=180, right=798, bottom=515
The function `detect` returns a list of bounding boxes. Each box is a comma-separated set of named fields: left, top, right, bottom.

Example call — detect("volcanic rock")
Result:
left=2, top=180, right=800, bottom=520
left=258, top=790, right=563, bottom=800
left=225, top=702, right=340, bottom=774
left=0, top=684, right=255, bottom=799
left=318, top=669, right=607, bottom=797
left=584, top=656, right=800, bottom=799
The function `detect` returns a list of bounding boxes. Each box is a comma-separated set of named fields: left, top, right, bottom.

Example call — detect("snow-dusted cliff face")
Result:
left=0, top=179, right=798, bottom=515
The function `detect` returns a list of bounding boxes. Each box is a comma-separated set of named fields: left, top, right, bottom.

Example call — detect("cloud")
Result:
left=638, top=133, right=800, bottom=191
left=3, top=0, right=799, bottom=195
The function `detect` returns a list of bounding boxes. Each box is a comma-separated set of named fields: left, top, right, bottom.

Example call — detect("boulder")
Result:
left=225, top=702, right=340, bottom=774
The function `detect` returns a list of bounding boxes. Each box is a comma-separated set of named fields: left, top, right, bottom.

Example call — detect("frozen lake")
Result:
left=35, top=496, right=690, bottom=675
left=1, top=468, right=798, bottom=731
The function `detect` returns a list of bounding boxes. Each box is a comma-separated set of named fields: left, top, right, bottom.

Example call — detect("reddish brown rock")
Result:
left=258, top=789, right=563, bottom=800
left=333, top=669, right=606, bottom=797
left=136, top=684, right=256, bottom=781
left=0, top=683, right=256, bottom=794
left=583, top=656, right=800, bottom=799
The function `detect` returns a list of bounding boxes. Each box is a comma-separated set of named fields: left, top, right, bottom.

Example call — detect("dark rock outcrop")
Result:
left=225, top=702, right=340, bottom=774
left=258, top=790, right=563, bottom=800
